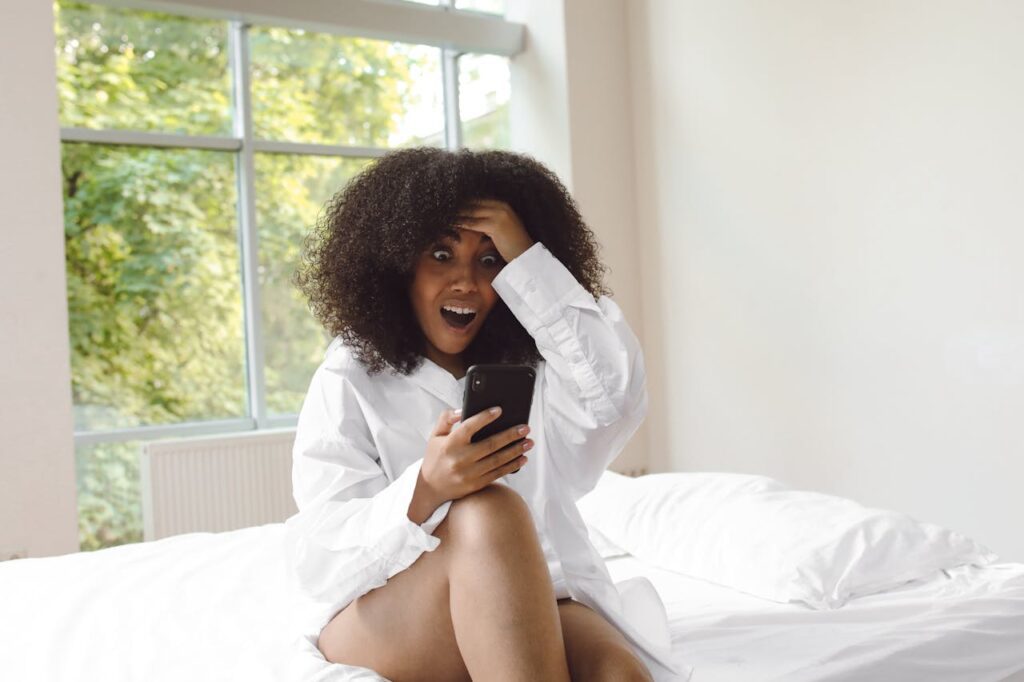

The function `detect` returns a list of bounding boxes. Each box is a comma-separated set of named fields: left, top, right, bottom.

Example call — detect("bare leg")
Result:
left=317, top=484, right=571, bottom=682
left=318, top=515, right=467, bottom=682
left=557, top=599, right=654, bottom=682
left=446, top=485, right=570, bottom=680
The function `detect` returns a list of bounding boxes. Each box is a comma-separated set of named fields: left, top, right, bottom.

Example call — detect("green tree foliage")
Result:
left=76, top=441, right=143, bottom=551
left=249, top=27, right=441, bottom=147
left=63, top=143, right=244, bottom=432
left=56, top=2, right=231, bottom=134
left=255, top=153, right=368, bottom=415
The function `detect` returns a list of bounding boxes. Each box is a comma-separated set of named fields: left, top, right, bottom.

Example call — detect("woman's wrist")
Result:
left=407, top=468, right=444, bottom=525
left=502, top=235, right=535, bottom=262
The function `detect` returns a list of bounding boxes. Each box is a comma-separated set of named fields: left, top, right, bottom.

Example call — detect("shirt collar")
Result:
left=407, top=356, right=466, bottom=408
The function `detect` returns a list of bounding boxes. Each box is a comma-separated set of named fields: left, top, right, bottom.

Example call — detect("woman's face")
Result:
left=408, top=228, right=505, bottom=371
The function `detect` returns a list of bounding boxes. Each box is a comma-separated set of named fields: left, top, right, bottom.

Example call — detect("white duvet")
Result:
left=2, top=522, right=1023, bottom=681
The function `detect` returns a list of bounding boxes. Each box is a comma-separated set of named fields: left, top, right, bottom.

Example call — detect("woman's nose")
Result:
left=449, top=262, right=477, bottom=291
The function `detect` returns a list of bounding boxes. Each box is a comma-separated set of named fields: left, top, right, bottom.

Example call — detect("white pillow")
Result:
left=578, top=471, right=997, bottom=609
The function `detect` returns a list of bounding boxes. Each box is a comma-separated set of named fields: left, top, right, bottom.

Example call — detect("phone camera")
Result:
left=472, top=375, right=486, bottom=391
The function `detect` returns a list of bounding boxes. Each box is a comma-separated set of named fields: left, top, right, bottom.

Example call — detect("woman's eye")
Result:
left=432, top=249, right=451, bottom=261
left=481, top=253, right=502, bottom=266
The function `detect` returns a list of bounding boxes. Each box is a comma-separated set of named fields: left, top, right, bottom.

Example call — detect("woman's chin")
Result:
left=430, top=328, right=477, bottom=355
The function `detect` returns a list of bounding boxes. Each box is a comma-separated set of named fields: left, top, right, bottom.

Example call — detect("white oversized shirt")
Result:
left=284, top=242, right=687, bottom=681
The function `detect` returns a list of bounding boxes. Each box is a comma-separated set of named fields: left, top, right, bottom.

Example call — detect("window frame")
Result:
left=64, top=0, right=521, bottom=447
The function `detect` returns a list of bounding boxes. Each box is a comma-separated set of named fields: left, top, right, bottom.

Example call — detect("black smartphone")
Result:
left=461, top=364, right=537, bottom=444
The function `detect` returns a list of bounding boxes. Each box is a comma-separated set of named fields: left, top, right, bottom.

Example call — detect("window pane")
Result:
left=459, top=53, right=510, bottom=149
left=54, top=1, right=231, bottom=135
left=255, top=154, right=374, bottom=416
left=63, top=143, right=246, bottom=431
left=250, top=27, right=444, bottom=148
left=455, top=0, right=506, bottom=15
left=77, top=441, right=143, bottom=551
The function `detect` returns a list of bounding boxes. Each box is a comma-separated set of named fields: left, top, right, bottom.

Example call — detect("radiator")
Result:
left=140, top=428, right=298, bottom=541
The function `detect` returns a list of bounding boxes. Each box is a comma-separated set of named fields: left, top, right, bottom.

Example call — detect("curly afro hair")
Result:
left=294, top=147, right=611, bottom=376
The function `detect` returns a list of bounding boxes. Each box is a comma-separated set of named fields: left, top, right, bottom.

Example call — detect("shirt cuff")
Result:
left=491, top=241, right=621, bottom=423
left=492, top=242, right=601, bottom=330
left=365, top=458, right=450, bottom=566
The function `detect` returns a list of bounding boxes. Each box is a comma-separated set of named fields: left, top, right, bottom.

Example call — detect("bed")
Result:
left=2, top=479, right=1023, bottom=681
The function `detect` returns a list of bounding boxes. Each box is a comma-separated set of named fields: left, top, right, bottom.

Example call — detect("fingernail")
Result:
left=518, top=425, right=529, bottom=435
left=453, top=408, right=462, bottom=417
left=523, top=440, right=533, bottom=451
left=490, top=407, right=501, bottom=415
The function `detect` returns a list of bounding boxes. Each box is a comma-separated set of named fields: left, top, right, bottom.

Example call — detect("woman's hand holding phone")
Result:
left=408, top=407, right=532, bottom=523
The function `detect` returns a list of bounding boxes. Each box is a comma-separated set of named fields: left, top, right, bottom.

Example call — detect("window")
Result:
left=57, top=0, right=517, bottom=550
left=459, top=53, right=511, bottom=148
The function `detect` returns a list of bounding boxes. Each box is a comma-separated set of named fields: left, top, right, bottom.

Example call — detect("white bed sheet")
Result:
left=2, top=523, right=1023, bottom=682
left=605, top=555, right=1024, bottom=682
left=0, top=524, right=301, bottom=681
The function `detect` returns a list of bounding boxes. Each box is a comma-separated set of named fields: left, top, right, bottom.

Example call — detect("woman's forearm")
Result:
left=407, top=469, right=444, bottom=525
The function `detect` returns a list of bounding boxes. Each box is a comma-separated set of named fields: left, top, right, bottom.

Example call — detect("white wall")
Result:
left=628, top=0, right=1024, bottom=560
left=0, top=0, right=79, bottom=558
left=562, top=0, right=647, bottom=475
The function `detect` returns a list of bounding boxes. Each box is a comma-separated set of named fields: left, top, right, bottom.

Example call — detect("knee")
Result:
left=574, top=645, right=652, bottom=682
left=443, top=484, right=535, bottom=547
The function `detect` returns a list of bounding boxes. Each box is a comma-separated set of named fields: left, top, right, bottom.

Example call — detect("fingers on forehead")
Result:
left=463, top=198, right=503, bottom=211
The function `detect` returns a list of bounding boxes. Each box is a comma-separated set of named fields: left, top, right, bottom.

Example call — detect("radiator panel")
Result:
left=140, top=429, right=297, bottom=541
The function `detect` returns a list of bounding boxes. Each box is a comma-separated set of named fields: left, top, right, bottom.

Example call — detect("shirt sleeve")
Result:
left=283, top=352, right=451, bottom=608
left=490, top=241, right=649, bottom=500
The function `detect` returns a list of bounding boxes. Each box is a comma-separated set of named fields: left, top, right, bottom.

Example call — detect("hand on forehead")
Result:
left=458, top=198, right=508, bottom=217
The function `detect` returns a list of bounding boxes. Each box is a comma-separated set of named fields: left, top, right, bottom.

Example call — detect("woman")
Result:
left=285, top=147, right=683, bottom=681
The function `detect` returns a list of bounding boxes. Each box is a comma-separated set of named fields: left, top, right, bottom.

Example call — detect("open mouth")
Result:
left=440, top=305, right=478, bottom=329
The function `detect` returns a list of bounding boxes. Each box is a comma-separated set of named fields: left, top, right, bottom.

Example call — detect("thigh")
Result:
left=557, top=599, right=651, bottom=681
left=317, top=523, right=469, bottom=682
